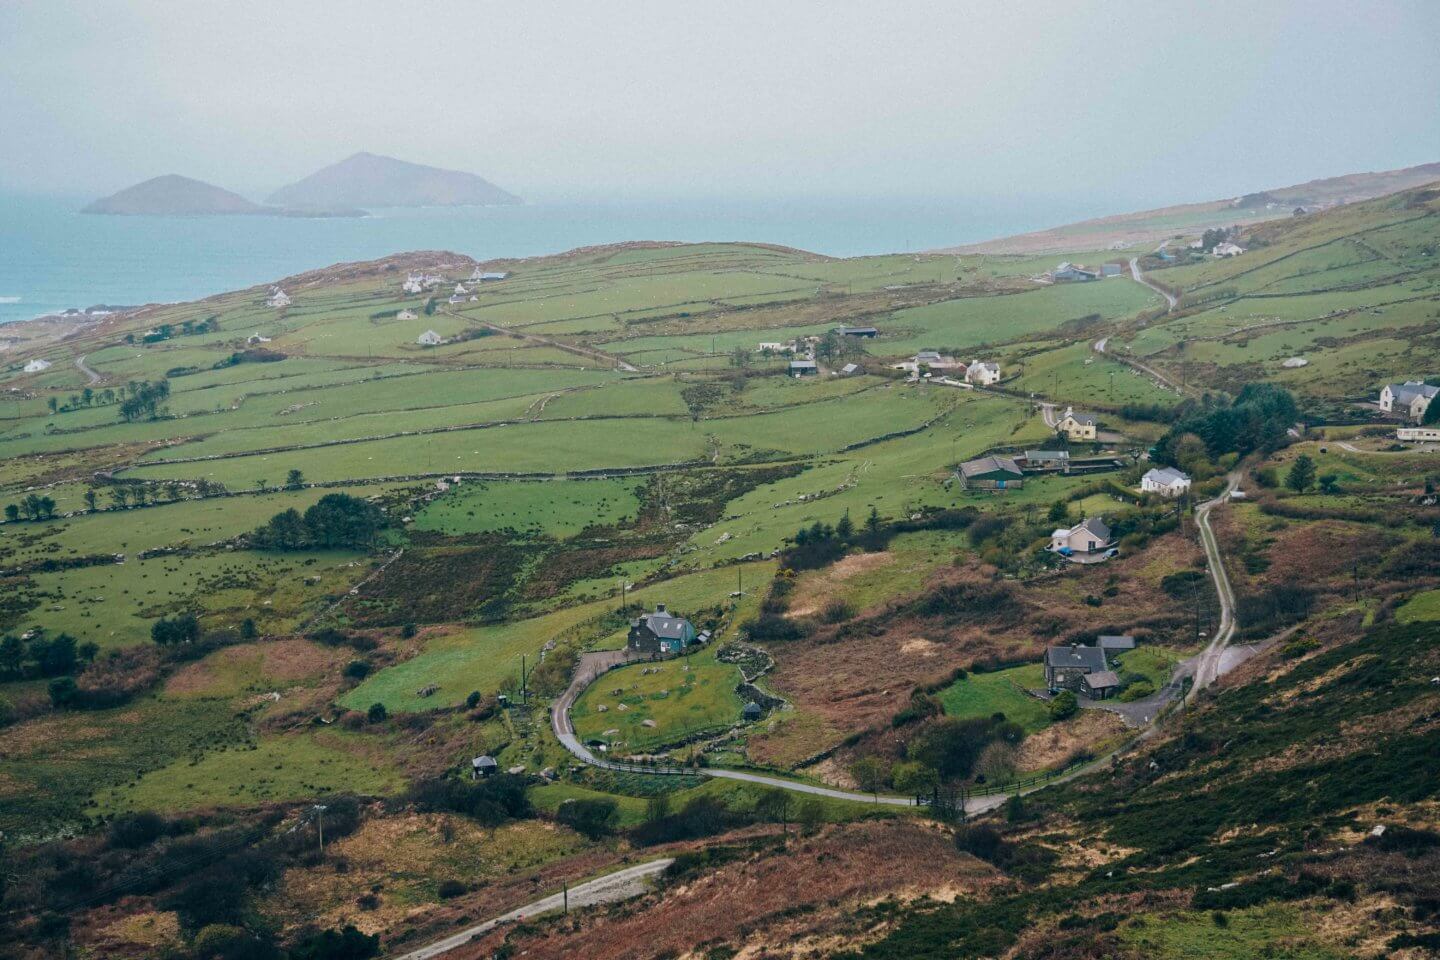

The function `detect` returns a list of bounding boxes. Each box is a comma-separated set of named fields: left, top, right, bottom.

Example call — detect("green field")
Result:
left=936, top=663, right=1051, bottom=732
left=571, top=644, right=744, bottom=751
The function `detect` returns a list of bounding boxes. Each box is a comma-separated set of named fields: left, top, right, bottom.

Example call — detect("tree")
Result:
left=850, top=756, right=890, bottom=797
left=556, top=797, right=618, bottom=839
left=865, top=505, right=882, bottom=536
left=255, top=479, right=268, bottom=494
left=1046, top=500, right=1069, bottom=523
left=151, top=612, right=201, bottom=646
left=755, top=788, right=794, bottom=836
left=3, top=505, right=16, bottom=523
left=47, top=397, right=58, bottom=414
left=835, top=509, right=854, bottom=540
left=291, top=925, right=380, bottom=960
left=1285, top=454, right=1316, bottom=493
left=1318, top=473, right=1341, bottom=495
left=39, top=496, right=55, bottom=519
left=797, top=798, right=825, bottom=835
left=730, top=345, right=751, bottom=369
left=367, top=702, right=388, bottom=723
left=286, top=468, right=305, bottom=489
left=111, top=487, right=130, bottom=509
left=83, top=489, right=98, bottom=512
left=1048, top=690, right=1078, bottom=721
left=48, top=676, right=78, bottom=708
left=1423, top=397, right=1440, bottom=425
left=0, top=635, right=26, bottom=678
left=892, top=761, right=940, bottom=796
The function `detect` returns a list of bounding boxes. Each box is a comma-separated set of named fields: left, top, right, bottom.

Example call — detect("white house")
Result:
left=1213, top=242, right=1245, bottom=257
left=1380, top=380, right=1439, bottom=421
left=757, top=341, right=786, bottom=353
left=965, top=360, right=1001, bottom=385
left=417, top=330, right=444, bottom=346
left=1141, top=466, right=1192, bottom=497
left=1056, top=407, right=1099, bottom=441
left=453, top=283, right=469, bottom=296
left=896, top=351, right=963, bottom=375
left=1051, top=517, right=1112, bottom=556
left=23, top=358, right=52, bottom=373
left=397, top=309, right=418, bottom=321
left=266, top=288, right=291, bottom=308
left=245, top=333, right=272, bottom=345
left=402, top=274, right=425, bottom=294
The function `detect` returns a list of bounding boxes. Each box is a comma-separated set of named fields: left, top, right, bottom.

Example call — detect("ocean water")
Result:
left=0, top=193, right=1114, bottom=325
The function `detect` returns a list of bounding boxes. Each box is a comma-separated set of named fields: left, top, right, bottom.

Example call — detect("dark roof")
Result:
left=639, top=606, right=693, bottom=640
left=1078, top=517, right=1111, bottom=541
left=1098, top=635, right=1136, bottom=650
left=1045, top=645, right=1108, bottom=672
left=789, top=359, right=817, bottom=369
left=836, top=325, right=878, bottom=335
left=1084, top=670, right=1120, bottom=690
left=1064, top=410, right=1100, bottom=426
left=742, top=701, right=762, bottom=717
left=959, top=456, right=1023, bottom=479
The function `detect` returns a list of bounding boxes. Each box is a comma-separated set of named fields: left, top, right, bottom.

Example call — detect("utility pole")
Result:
left=521, top=655, right=528, bottom=708
left=563, top=881, right=569, bottom=914
left=313, top=804, right=327, bottom=857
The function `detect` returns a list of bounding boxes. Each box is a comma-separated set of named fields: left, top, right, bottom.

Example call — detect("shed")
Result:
left=958, top=455, right=1024, bottom=490
left=1098, top=635, right=1136, bottom=652
left=789, top=359, right=818, bottom=377
left=834, top=325, right=878, bottom=338
left=742, top=702, right=763, bottom=721
left=471, top=755, right=498, bottom=779
left=1083, top=670, right=1121, bottom=698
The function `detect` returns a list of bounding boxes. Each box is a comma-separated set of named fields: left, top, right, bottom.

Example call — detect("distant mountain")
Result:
left=83, top=174, right=269, bottom=216
left=945, top=159, right=1440, bottom=255
left=268, top=152, right=521, bottom=209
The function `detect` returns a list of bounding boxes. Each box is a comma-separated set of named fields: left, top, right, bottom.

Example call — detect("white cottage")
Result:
left=1380, top=381, right=1439, bottom=421
left=23, top=358, right=52, bottom=373
left=417, top=330, right=444, bottom=346
left=965, top=361, right=1001, bottom=385
left=1141, top=466, right=1192, bottom=497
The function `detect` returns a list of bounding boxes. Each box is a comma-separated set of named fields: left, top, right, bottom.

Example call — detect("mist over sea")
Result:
left=0, top=193, right=1116, bottom=325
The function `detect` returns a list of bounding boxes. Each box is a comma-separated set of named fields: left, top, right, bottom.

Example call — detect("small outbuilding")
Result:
left=834, top=325, right=878, bottom=338
left=789, top=359, right=818, bottom=377
left=1098, top=635, right=1136, bottom=652
left=471, top=755, right=498, bottom=779
left=417, top=329, right=444, bottom=346
left=742, top=702, right=763, bottom=721
left=23, top=358, right=52, bottom=373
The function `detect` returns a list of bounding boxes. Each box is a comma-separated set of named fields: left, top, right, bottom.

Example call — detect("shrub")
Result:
left=1048, top=690, right=1078, bottom=721
left=342, top=660, right=371, bottom=680
left=366, top=703, right=388, bottom=723
left=291, top=925, right=381, bottom=960
left=556, top=798, right=619, bottom=839
left=1118, top=680, right=1154, bottom=702
left=436, top=879, right=466, bottom=900
left=107, top=811, right=169, bottom=849
left=821, top=599, right=856, bottom=623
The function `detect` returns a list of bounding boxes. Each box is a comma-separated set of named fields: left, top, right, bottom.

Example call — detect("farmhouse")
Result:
left=957, top=455, right=1024, bottom=490
left=417, top=329, right=444, bottom=346
left=965, top=360, right=1002, bottom=385
left=627, top=603, right=697, bottom=656
left=1141, top=466, right=1192, bottom=497
left=1044, top=644, right=1114, bottom=696
left=23, top=358, right=51, bottom=373
left=402, top=274, right=425, bottom=294
left=1053, top=261, right=1099, bottom=282
left=897, top=351, right=962, bottom=375
left=1380, top=380, right=1439, bottom=421
left=1398, top=426, right=1440, bottom=443
left=789, top=359, right=818, bottom=377
left=266, top=288, right=291, bottom=308
left=834, top=325, right=878, bottom=338
left=1213, top=241, right=1246, bottom=257
left=1056, top=407, right=1099, bottom=441
left=1051, top=516, right=1112, bottom=556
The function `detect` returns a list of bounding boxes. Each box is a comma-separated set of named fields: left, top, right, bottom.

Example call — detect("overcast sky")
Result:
left=2, top=0, right=1437, bottom=207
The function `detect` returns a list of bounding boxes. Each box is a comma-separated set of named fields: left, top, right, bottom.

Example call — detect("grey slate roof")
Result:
left=640, top=606, right=693, bottom=640
left=1391, top=382, right=1440, bottom=405
left=472, top=755, right=498, bottom=769
left=1024, top=449, right=1070, bottom=462
left=1045, top=645, right=1108, bottom=672
left=1078, top=516, right=1111, bottom=541
left=789, top=359, right=817, bottom=369
left=1065, top=410, right=1100, bottom=426
left=1143, top=466, right=1190, bottom=485
left=1084, top=670, right=1120, bottom=690
left=1098, top=635, right=1136, bottom=651
left=959, top=456, right=1023, bottom=479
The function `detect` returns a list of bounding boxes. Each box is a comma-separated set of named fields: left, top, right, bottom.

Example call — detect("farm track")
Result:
left=444, top=307, right=639, bottom=371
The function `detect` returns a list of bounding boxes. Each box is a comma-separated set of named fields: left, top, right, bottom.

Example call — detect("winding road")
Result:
left=75, top=354, right=102, bottom=384
left=444, top=307, right=638, bottom=371
left=390, top=858, right=674, bottom=960
left=1190, top=473, right=1240, bottom=694
left=1130, top=255, right=1179, bottom=311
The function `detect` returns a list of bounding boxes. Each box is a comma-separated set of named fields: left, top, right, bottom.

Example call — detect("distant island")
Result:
left=267, top=151, right=521, bottom=209
left=82, top=174, right=367, bottom=218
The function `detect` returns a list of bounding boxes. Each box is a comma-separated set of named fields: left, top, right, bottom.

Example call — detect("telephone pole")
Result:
left=313, top=804, right=327, bottom=857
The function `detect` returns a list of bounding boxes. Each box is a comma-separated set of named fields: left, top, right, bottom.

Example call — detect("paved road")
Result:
left=390, top=859, right=674, bottom=960
left=75, top=354, right=102, bottom=384
left=1130, top=255, right=1178, bottom=311
left=445, top=307, right=638, bottom=371
left=1190, top=473, right=1241, bottom=694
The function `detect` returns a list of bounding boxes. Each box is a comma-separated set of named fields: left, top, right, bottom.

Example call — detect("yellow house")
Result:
left=1056, top=407, right=1099, bottom=441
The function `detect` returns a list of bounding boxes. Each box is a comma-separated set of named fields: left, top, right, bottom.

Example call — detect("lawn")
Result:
left=936, top=663, right=1051, bottom=733
left=571, top=644, right=744, bottom=751
left=1397, top=588, right=1440, bottom=623
left=412, top=476, right=643, bottom=538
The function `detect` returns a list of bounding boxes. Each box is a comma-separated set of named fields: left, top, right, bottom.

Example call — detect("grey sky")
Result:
left=3, top=0, right=1437, bottom=205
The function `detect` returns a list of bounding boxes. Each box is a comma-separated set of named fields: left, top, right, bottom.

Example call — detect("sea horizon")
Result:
left=0, top=192, right=1129, bottom=326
